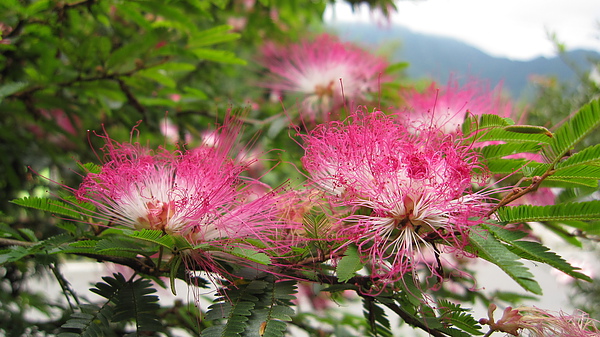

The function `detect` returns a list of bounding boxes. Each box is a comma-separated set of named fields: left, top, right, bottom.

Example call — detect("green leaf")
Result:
left=191, top=48, right=247, bottom=65
left=540, top=177, right=599, bottom=188
left=468, top=226, right=541, bottom=294
left=437, top=299, right=483, bottom=336
left=478, top=142, right=542, bottom=160
left=202, top=279, right=266, bottom=337
left=0, top=82, right=28, bottom=99
left=189, top=25, right=241, bottom=48
left=95, top=237, right=145, bottom=258
left=484, top=158, right=528, bottom=175
left=544, top=99, right=600, bottom=164
left=362, top=296, right=393, bottom=337
left=11, top=197, right=85, bottom=219
left=475, top=128, right=552, bottom=144
left=551, top=164, right=600, bottom=179
left=124, top=229, right=176, bottom=249
left=336, top=244, right=364, bottom=283
left=496, top=200, right=600, bottom=223
left=230, top=247, right=271, bottom=265
left=484, top=224, right=591, bottom=281
left=243, top=277, right=297, bottom=337
left=147, top=62, right=197, bottom=72
left=111, top=277, right=162, bottom=332
left=77, top=162, right=102, bottom=174
left=503, top=125, right=553, bottom=136
left=462, top=114, right=514, bottom=136
left=62, top=274, right=162, bottom=336
left=556, top=143, right=600, bottom=169
left=135, top=68, right=177, bottom=88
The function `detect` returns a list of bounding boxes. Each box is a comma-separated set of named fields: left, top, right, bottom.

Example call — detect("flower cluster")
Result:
left=300, top=109, right=492, bottom=286
left=259, top=33, right=389, bottom=122
left=75, top=119, right=287, bottom=276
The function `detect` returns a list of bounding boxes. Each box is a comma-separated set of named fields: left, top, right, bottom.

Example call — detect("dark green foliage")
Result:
left=202, top=276, right=296, bottom=337
left=362, top=296, right=392, bottom=337
left=59, top=273, right=161, bottom=337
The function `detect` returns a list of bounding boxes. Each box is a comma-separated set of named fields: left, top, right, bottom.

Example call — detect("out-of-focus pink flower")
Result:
left=300, top=109, right=493, bottom=286
left=28, top=109, right=82, bottom=149
left=0, top=22, right=13, bottom=45
left=159, top=118, right=192, bottom=144
left=227, top=17, right=248, bottom=32
left=169, top=93, right=182, bottom=102
left=481, top=304, right=600, bottom=336
left=399, top=78, right=513, bottom=133
left=259, top=34, right=389, bottom=122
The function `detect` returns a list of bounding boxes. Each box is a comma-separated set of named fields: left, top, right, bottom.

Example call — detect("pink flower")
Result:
left=399, top=78, right=513, bottom=133
left=259, top=34, right=389, bottom=121
left=300, top=109, right=492, bottom=286
left=76, top=119, right=280, bottom=245
left=515, top=307, right=600, bottom=337
left=481, top=304, right=600, bottom=336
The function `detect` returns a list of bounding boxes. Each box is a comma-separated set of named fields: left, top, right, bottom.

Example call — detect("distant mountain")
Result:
left=328, top=23, right=599, bottom=100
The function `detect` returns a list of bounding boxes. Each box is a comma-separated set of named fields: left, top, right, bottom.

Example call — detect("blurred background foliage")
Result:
left=1, top=0, right=599, bottom=336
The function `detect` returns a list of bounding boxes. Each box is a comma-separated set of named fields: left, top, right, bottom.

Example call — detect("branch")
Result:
left=377, top=298, right=447, bottom=337
left=116, top=78, right=149, bottom=121
left=486, top=170, right=552, bottom=217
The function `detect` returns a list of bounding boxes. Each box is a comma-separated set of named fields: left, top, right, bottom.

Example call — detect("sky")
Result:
left=324, top=0, right=600, bottom=60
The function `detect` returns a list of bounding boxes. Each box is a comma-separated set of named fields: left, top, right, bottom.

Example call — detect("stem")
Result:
left=482, top=329, right=495, bottom=337
left=379, top=299, right=447, bottom=337
left=486, top=169, right=553, bottom=217
left=49, top=263, right=80, bottom=312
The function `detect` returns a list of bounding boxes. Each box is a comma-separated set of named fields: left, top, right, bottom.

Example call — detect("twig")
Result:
left=378, top=299, right=447, bottom=337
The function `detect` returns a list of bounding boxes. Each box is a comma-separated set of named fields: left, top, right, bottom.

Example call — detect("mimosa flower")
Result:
left=481, top=304, right=600, bottom=336
left=75, top=119, right=281, bottom=246
left=259, top=33, right=389, bottom=121
left=300, top=109, right=492, bottom=286
left=399, top=78, right=513, bottom=133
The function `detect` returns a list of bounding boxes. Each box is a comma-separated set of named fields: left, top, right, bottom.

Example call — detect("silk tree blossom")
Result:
left=259, top=33, right=389, bottom=121
left=399, top=78, right=513, bottom=133
left=300, top=110, right=493, bottom=286
left=75, top=121, right=283, bottom=250
left=480, top=304, right=600, bottom=336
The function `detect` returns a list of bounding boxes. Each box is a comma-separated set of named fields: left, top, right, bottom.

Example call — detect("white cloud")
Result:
left=325, top=0, right=600, bottom=60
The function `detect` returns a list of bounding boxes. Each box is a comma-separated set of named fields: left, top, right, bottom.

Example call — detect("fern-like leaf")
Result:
left=124, top=228, right=176, bottom=249
left=478, top=142, right=541, bottom=160
left=475, top=128, right=552, bottom=144
left=462, top=113, right=514, bottom=136
left=244, top=277, right=296, bottom=337
left=437, top=300, right=483, bottom=336
left=61, top=273, right=163, bottom=336
left=484, top=158, right=528, bottom=175
left=468, top=226, right=541, bottom=294
left=59, top=300, right=116, bottom=336
left=112, top=277, right=162, bottom=333
left=544, top=99, right=600, bottom=164
left=202, top=280, right=265, bottom=337
left=556, top=143, right=600, bottom=169
left=497, top=200, right=600, bottom=223
left=11, top=197, right=85, bottom=219
left=485, top=224, right=592, bottom=281
left=362, top=296, right=393, bottom=337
